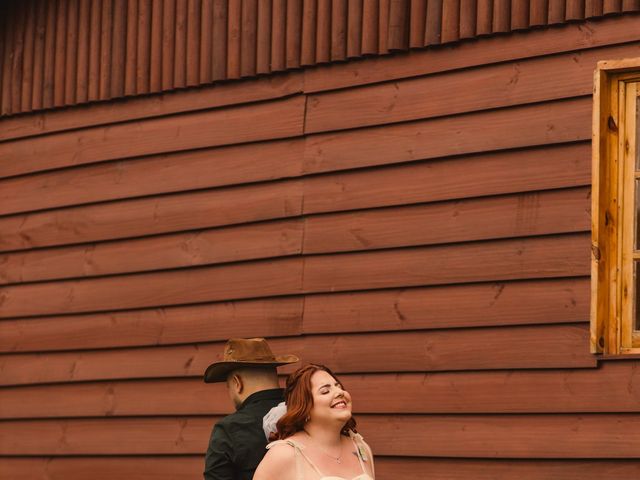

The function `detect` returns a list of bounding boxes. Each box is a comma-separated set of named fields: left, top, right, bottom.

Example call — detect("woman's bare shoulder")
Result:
left=253, top=442, right=297, bottom=480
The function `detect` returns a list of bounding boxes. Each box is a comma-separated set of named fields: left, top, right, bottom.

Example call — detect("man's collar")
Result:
left=238, top=388, right=284, bottom=411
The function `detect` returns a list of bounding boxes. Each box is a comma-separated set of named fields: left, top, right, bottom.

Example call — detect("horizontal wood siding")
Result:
left=0, top=0, right=639, bottom=116
left=2, top=14, right=640, bottom=480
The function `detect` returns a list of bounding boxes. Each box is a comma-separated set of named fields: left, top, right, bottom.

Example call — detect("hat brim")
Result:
left=203, top=355, right=299, bottom=383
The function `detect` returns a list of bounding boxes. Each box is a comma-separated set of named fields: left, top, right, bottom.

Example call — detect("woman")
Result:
left=254, top=364, right=375, bottom=480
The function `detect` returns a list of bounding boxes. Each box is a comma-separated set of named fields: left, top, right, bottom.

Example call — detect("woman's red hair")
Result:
left=276, top=364, right=357, bottom=439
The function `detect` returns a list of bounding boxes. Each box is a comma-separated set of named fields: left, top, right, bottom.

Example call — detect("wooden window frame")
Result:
left=592, top=58, right=640, bottom=355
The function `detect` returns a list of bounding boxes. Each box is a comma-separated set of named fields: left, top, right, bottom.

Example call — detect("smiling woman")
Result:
left=254, top=364, right=375, bottom=480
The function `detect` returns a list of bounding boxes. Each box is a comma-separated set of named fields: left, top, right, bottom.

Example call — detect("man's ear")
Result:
left=232, top=374, right=244, bottom=394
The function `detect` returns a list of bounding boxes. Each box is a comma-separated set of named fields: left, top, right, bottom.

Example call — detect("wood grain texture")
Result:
left=1, top=0, right=639, bottom=117
left=0, top=178, right=304, bottom=253
left=0, top=137, right=304, bottom=215
left=8, top=360, right=640, bottom=419
left=303, top=142, right=590, bottom=213
left=0, top=256, right=304, bottom=319
left=11, top=412, right=640, bottom=457
left=303, top=187, right=591, bottom=253
left=0, top=324, right=595, bottom=386
left=0, top=219, right=304, bottom=284
left=303, top=277, right=589, bottom=333
left=0, top=297, right=304, bottom=353
left=2, top=457, right=640, bottom=480
left=303, top=97, right=591, bottom=174
left=0, top=73, right=303, bottom=142
left=0, top=95, right=305, bottom=179
left=303, top=14, right=640, bottom=92
left=305, top=43, right=640, bottom=133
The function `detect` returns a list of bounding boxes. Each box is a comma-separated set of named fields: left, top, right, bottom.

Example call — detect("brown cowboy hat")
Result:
left=204, top=338, right=299, bottom=383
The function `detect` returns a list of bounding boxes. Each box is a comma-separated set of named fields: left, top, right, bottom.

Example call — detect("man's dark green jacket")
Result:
left=204, top=388, right=284, bottom=480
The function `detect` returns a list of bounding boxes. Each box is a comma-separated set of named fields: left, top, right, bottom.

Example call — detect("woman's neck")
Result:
left=303, top=422, right=343, bottom=448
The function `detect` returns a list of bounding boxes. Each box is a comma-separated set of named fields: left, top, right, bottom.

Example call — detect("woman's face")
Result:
left=308, top=370, right=352, bottom=426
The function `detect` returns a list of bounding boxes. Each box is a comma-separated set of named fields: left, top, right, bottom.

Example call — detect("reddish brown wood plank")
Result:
left=256, top=0, right=272, bottom=73
left=548, top=0, right=567, bottom=22
left=301, top=0, right=317, bottom=66
left=476, top=0, right=493, bottom=33
left=387, top=0, right=410, bottom=49
left=150, top=0, right=164, bottom=90
left=10, top=2, right=25, bottom=113
left=347, top=0, right=363, bottom=57
left=199, top=0, right=213, bottom=82
left=0, top=2, right=13, bottom=115
left=511, top=0, right=530, bottom=28
left=459, top=0, right=477, bottom=38
left=0, top=297, right=303, bottom=353
left=0, top=95, right=305, bottom=179
left=98, top=0, right=112, bottom=100
left=63, top=0, right=78, bottom=104
left=361, top=0, right=378, bottom=54
left=360, top=414, right=640, bottom=457
left=303, top=97, right=590, bottom=174
left=0, top=417, right=218, bottom=455
left=331, top=0, right=348, bottom=60
left=304, top=278, right=589, bottom=334
left=378, top=0, right=389, bottom=51
left=303, top=14, right=640, bottom=92
left=87, top=0, right=102, bottom=102
left=529, top=0, right=549, bottom=24
left=161, top=0, right=175, bottom=89
left=0, top=73, right=303, bottom=142
left=42, top=0, right=57, bottom=107
left=0, top=177, right=303, bottom=253
left=0, top=137, right=303, bottom=215
left=0, top=218, right=303, bottom=284
left=136, top=0, right=152, bottom=93
left=409, top=0, right=426, bottom=47
left=75, top=0, right=90, bottom=103
left=186, top=0, right=202, bottom=85
left=212, top=0, right=228, bottom=79
left=286, top=0, right=303, bottom=68
left=226, top=0, right=241, bottom=78
left=493, top=0, right=511, bottom=31
left=110, top=0, right=127, bottom=97
left=441, top=0, right=460, bottom=43
left=315, top=0, right=331, bottom=62
left=303, top=187, right=590, bottom=253
left=585, top=0, right=604, bottom=16
left=0, top=338, right=300, bottom=385
left=566, top=0, right=587, bottom=19
left=8, top=360, right=640, bottom=419
left=52, top=0, right=66, bottom=106
left=303, top=233, right=589, bottom=293
left=603, top=0, right=622, bottom=13
left=305, top=43, right=640, bottom=133
left=30, top=0, right=46, bottom=109
left=271, top=0, right=286, bottom=70
left=0, top=256, right=303, bottom=319
left=303, top=143, right=590, bottom=213
left=423, top=0, right=442, bottom=45
left=0, top=457, right=204, bottom=480
left=174, top=0, right=188, bottom=87
left=240, top=0, right=258, bottom=76
left=125, top=0, right=139, bottom=95
left=20, top=0, right=36, bottom=112
left=2, top=457, right=640, bottom=480
left=0, top=324, right=594, bottom=386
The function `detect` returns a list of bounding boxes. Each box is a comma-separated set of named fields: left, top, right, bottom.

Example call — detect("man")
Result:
left=203, top=338, right=298, bottom=480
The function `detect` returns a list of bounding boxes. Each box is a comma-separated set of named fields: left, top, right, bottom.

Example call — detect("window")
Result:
left=592, top=59, right=640, bottom=355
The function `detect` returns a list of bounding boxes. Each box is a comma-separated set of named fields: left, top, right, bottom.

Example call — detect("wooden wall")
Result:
left=1, top=0, right=640, bottom=116
left=2, top=13, right=640, bottom=480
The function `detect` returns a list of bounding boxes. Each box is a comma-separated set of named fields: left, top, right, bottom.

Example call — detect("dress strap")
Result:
left=348, top=431, right=371, bottom=477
